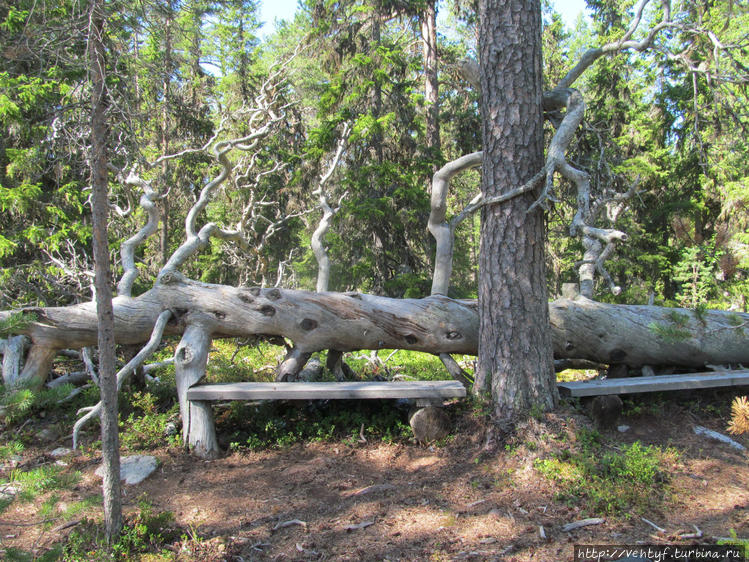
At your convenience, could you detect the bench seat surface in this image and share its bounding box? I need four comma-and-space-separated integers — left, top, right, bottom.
187, 380, 467, 401
558, 370, 749, 397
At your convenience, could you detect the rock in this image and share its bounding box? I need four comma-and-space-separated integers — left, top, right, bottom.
0, 483, 20, 500
590, 395, 623, 429
50, 447, 72, 457
95, 454, 158, 485
409, 406, 451, 444
617, 425, 630, 433
38, 428, 58, 442
298, 358, 324, 382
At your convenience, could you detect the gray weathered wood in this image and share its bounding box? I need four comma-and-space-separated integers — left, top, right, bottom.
174, 323, 218, 458
558, 370, 749, 397
187, 380, 467, 402
2, 335, 27, 387
3, 280, 749, 387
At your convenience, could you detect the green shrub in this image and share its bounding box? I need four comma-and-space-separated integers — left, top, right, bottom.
534, 436, 677, 516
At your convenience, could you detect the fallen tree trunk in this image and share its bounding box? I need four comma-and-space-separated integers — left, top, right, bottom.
1, 278, 748, 386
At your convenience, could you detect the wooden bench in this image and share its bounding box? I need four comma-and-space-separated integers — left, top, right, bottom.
558, 369, 749, 397
184, 380, 467, 458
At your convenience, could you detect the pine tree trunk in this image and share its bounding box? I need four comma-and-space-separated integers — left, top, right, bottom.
88, 1, 122, 542
475, 0, 557, 416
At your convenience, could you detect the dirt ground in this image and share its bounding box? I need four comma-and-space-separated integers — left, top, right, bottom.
3, 394, 749, 561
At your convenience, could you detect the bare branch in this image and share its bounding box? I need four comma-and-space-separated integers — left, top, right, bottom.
312, 123, 351, 292
116, 168, 163, 297
72, 309, 171, 448
428, 152, 482, 296
556, 0, 673, 90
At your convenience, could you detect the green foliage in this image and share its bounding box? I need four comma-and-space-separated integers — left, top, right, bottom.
0, 311, 35, 337
119, 391, 180, 451
226, 399, 412, 451
0, 439, 24, 459
718, 529, 749, 558
63, 498, 178, 561
3, 464, 81, 508
0, 381, 76, 425
534, 432, 677, 516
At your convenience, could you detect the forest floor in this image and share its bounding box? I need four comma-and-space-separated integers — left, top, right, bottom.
2, 389, 749, 561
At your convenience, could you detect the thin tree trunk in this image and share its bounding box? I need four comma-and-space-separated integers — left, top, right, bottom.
88, 1, 121, 541
421, 0, 440, 186
475, 0, 557, 416
159, 3, 174, 266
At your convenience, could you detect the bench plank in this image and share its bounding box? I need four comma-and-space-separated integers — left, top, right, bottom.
558, 370, 749, 397
187, 380, 467, 401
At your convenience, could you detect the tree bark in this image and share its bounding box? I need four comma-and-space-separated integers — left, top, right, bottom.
475, 0, 557, 416
421, 0, 440, 182
88, 0, 121, 541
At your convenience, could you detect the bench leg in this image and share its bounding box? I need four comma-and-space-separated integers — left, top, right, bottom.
188, 400, 219, 459
175, 324, 220, 459
409, 403, 451, 444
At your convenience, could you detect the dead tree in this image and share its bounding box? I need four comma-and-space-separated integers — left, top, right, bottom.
1, 3, 748, 455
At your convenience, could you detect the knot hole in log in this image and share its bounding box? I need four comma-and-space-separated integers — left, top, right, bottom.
446, 331, 462, 340
405, 335, 418, 345
258, 305, 276, 317
300, 318, 318, 331
176, 345, 195, 365
238, 292, 254, 304
267, 288, 282, 300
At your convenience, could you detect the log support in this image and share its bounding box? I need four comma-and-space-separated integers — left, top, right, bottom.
1, 335, 28, 387
175, 323, 218, 459
19, 344, 56, 390
276, 347, 312, 382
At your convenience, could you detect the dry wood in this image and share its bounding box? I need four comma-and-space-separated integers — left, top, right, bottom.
1, 335, 26, 387
641, 517, 666, 533
561, 518, 605, 532
343, 520, 374, 531
558, 370, 749, 397
273, 519, 307, 531
5, 284, 748, 381
693, 425, 747, 452
186, 380, 466, 401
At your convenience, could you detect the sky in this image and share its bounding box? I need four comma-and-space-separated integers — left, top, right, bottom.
258, 0, 589, 38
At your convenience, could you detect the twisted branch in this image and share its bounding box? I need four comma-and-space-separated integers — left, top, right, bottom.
72, 310, 171, 448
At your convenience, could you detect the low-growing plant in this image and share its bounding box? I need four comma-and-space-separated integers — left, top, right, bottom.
0, 439, 24, 459
0, 382, 77, 425
534, 433, 677, 516
119, 391, 180, 451
63, 498, 178, 561
224, 399, 413, 451
1, 464, 82, 516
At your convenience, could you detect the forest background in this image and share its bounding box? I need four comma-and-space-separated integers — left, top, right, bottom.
1, 0, 747, 318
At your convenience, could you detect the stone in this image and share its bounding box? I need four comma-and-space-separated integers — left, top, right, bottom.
95, 454, 158, 485
409, 406, 451, 444
617, 425, 630, 433
0, 483, 20, 500
50, 447, 73, 457
38, 428, 58, 442
590, 395, 623, 429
